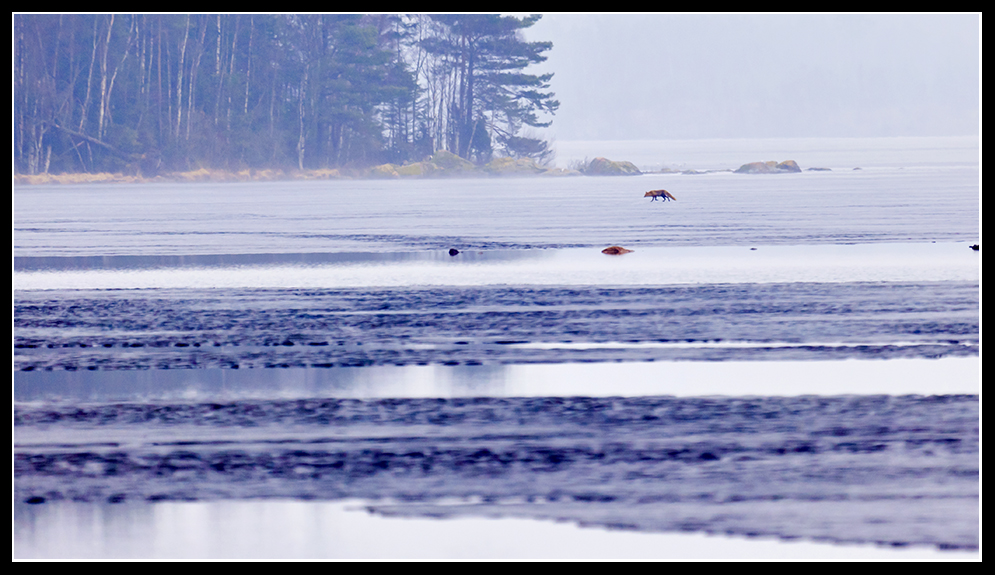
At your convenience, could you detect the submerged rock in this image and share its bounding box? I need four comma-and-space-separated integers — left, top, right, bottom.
390, 150, 477, 178
428, 150, 476, 172
368, 164, 400, 178
735, 160, 802, 174
484, 157, 547, 176
734, 161, 772, 174
583, 157, 642, 176
395, 162, 430, 177
540, 167, 583, 177
601, 246, 633, 255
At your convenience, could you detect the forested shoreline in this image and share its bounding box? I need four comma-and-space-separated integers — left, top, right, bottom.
14, 14, 559, 178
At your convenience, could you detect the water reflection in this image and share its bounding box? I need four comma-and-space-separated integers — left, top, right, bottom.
13, 358, 979, 403
14, 499, 972, 560
13, 243, 980, 291
15, 392, 979, 554
13, 249, 538, 272
445, 364, 508, 396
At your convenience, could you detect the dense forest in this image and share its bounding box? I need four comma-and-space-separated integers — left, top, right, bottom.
13, 14, 559, 176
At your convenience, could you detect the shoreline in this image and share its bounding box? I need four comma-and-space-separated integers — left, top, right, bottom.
12, 166, 593, 186
14, 167, 374, 186
13, 135, 978, 186
10, 165, 824, 186
8, 157, 804, 186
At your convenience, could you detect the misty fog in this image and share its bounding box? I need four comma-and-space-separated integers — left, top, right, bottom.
523, 13, 979, 141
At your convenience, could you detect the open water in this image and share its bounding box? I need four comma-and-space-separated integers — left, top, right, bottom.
13, 136, 980, 559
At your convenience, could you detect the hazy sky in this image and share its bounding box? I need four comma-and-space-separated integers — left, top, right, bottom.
521, 13, 980, 141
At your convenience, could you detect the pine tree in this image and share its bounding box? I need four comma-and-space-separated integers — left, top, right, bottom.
419, 14, 558, 163
13, 13, 557, 174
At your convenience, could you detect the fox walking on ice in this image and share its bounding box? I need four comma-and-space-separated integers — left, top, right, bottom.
644, 189, 677, 202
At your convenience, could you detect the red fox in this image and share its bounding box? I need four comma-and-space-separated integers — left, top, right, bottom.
644, 189, 676, 202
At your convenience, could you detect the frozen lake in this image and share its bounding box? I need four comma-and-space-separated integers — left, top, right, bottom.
13, 149, 979, 257
14, 136, 979, 559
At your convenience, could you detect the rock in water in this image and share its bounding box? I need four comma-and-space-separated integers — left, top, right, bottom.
583, 157, 642, 176
735, 160, 802, 173
601, 246, 633, 255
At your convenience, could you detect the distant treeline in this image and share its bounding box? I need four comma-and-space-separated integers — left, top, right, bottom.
14, 14, 559, 176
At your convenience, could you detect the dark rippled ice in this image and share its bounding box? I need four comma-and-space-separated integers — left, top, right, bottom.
14, 394, 978, 550
14, 161, 980, 555
13, 281, 979, 371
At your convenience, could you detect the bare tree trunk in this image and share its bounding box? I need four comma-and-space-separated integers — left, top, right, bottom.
215, 14, 222, 77
297, 65, 308, 170
244, 15, 253, 116
163, 18, 174, 146
97, 14, 114, 140
269, 70, 276, 143
28, 125, 44, 175
49, 121, 139, 161
186, 15, 207, 141
174, 14, 190, 139
78, 16, 99, 133
135, 16, 147, 131
213, 14, 223, 127
225, 16, 240, 132
137, 16, 156, 136
104, 16, 136, 137
157, 16, 166, 147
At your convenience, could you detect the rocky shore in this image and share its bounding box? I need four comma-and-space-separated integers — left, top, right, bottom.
14, 153, 834, 185
13, 150, 582, 186
735, 160, 802, 173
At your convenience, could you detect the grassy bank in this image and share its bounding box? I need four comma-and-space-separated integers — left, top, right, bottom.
13, 167, 349, 186
12, 153, 629, 186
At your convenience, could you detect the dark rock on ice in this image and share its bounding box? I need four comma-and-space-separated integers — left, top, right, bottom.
601, 246, 633, 255
582, 157, 642, 176
735, 160, 802, 174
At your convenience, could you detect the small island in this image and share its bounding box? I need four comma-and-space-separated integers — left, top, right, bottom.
734, 160, 802, 173
14, 155, 841, 185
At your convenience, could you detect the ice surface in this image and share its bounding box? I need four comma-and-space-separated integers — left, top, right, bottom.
14, 137, 979, 559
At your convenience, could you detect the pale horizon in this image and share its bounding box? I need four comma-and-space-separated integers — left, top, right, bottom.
523, 13, 980, 141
